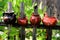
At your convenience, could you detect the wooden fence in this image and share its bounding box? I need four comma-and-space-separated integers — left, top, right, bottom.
0, 0, 60, 40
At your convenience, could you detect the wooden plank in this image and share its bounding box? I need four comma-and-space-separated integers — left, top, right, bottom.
32, 26, 37, 40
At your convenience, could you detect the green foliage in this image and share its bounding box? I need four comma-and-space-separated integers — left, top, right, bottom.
0, 31, 7, 40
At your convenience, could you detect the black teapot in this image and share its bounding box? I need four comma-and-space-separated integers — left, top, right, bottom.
3, 12, 16, 24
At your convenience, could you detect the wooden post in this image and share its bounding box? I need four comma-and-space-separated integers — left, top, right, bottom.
34, 5, 38, 15
7, 24, 11, 40
32, 4, 38, 40
32, 25, 37, 40
46, 27, 52, 40
20, 2, 25, 18
19, 2, 25, 40
46, 1, 53, 40
46, 0, 53, 17
20, 26, 25, 40
7, 2, 12, 13
7, 2, 12, 40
